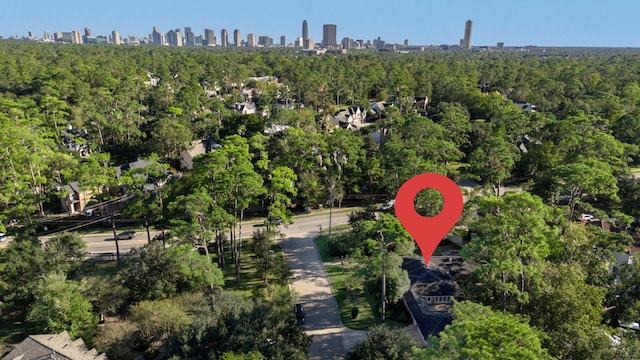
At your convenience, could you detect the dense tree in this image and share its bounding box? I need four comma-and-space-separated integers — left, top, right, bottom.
43, 231, 87, 274
118, 242, 223, 303
414, 301, 553, 360
345, 325, 414, 360
468, 134, 519, 196
27, 273, 98, 340
0, 237, 47, 309
462, 193, 556, 312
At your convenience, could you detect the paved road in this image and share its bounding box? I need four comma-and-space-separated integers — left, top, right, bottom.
280, 210, 368, 360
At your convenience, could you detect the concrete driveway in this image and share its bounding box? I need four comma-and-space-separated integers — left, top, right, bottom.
280, 215, 368, 360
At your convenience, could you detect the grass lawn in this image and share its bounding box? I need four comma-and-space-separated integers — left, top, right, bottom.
221, 241, 288, 300
0, 309, 38, 354
325, 264, 378, 330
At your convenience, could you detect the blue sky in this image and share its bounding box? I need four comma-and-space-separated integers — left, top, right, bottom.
2, 0, 640, 47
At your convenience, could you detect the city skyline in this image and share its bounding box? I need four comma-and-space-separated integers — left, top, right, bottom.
3, 0, 640, 47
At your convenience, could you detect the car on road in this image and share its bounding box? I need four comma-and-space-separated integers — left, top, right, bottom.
268, 216, 283, 225
294, 303, 305, 325
116, 231, 136, 240
379, 199, 395, 211
0, 233, 6, 242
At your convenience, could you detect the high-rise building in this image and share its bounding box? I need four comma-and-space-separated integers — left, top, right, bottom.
204, 28, 216, 46
302, 20, 308, 40
221, 29, 228, 47
184, 27, 195, 46
247, 33, 257, 47
152, 26, 163, 45
43, 31, 50, 40
82, 27, 91, 44
166, 29, 183, 46
71, 31, 82, 44
280, 35, 286, 46
258, 36, 273, 46
112, 30, 121, 45
322, 24, 337, 48
463, 19, 472, 49
233, 29, 241, 47
303, 38, 314, 50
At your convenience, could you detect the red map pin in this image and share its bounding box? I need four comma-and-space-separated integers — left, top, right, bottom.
395, 173, 464, 265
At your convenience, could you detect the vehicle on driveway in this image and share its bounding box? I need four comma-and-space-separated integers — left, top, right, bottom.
116, 231, 136, 240
294, 303, 305, 325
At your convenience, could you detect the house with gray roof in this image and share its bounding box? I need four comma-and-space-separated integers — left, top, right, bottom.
2, 331, 107, 360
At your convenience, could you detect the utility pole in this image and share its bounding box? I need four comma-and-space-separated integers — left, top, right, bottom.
144, 214, 151, 244
379, 230, 386, 322
110, 201, 120, 264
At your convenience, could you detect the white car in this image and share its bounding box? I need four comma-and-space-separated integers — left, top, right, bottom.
0, 233, 6, 242
379, 199, 395, 211
581, 213, 594, 221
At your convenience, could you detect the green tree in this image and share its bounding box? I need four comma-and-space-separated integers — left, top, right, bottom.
43, 231, 87, 274
119, 242, 223, 303
129, 298, 191, 350
346, 325, 414, 360
0, 237, 47, 309
27, 273, 98, 340
528, 263, 610, 359
415, 301, 553, 360
267, 166, 298, 226
551, 158, 619, 220
468, 135, 519, 196
462, 193, 556, 312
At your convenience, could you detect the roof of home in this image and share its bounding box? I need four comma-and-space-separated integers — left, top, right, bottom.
2, 331, 108, 360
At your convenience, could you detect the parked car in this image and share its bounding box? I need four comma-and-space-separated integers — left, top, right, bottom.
294, 303, 305, 325
268, 216, 283, 225
0, 233, 6, 242
581, 213, 594, 222
379, 199, 395, 211
116, 231, 136, 240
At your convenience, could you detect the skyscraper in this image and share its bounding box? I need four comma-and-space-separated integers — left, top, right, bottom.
112, 30, 121, 45
234, 29, 241, 47
184, 27, 195, 46
166, 29, 183, 46
280, 35, 286, 46
322, 24, 337, 48
302, 20, 308, 40
204, 28, 216, 46
463, 20, 472, 49
71, 31, 82, 44
152, 26, 163, 45
221, 29, 228, 47
247, 33, 256, 47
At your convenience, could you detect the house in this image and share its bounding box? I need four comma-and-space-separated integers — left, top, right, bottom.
402, 257, 467, 341
61, 181, 92, 214
235, 102, 257, 115
179, 138, 222, 170
1, 331, 107, 360
331, 106, 367, 129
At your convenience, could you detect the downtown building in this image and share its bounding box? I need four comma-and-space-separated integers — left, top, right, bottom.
322, 24, 337, 48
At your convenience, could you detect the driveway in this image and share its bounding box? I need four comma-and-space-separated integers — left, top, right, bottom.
280, 211, 368, 360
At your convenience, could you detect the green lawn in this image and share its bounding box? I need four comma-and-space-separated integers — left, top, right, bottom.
221, 241, 288, 300
325, 264, 378, 330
